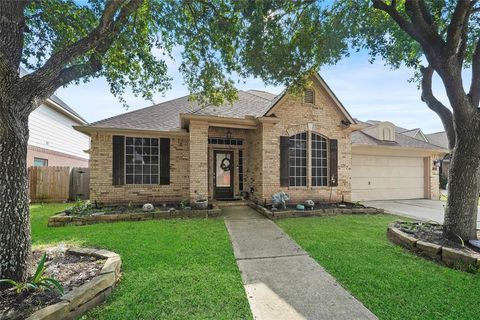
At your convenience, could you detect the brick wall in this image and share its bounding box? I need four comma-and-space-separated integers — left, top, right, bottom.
189, 121, 209, 200
89, 132, 190, 204
255, 82, 352, 204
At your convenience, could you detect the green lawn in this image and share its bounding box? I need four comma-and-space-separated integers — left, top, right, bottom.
30, 203, 251, 320
277, 215, 480, 320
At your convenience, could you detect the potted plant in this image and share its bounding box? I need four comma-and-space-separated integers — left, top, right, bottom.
193, 195, 208, 209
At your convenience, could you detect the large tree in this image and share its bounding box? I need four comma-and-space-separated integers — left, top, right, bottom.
0, 0, 337, 283
331, 0, 480, 242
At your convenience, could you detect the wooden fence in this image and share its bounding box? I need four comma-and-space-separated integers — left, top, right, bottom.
28, 166, 90, 203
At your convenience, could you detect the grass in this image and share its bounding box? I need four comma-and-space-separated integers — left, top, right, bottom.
277, 214, 480, 320
30, 203, 251, 320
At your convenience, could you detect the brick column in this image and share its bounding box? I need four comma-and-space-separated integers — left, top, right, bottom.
189, 121, 209, 200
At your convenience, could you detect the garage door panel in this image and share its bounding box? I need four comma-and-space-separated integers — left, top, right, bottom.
352, 166, 423, 178
352, 154, 425, 201
352, 177, 424, 189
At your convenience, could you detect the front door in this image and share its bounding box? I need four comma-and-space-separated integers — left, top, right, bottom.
214, 150, 234, 199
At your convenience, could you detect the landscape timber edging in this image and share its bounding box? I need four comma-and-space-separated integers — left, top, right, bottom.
26, 248, 121, 320
248, 202, 384, 220
387, 223, 480, 271
48, 204, 222, 227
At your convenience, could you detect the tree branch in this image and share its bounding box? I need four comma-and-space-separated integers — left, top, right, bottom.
421, 65, 455, 150
445, 1, 473, 60
372, 0, 444, 66
18, 0, 143, 112
469, 38, 480, 108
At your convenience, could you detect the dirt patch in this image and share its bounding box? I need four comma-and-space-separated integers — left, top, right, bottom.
0, 246, 104, 320
394, 221, 480, 254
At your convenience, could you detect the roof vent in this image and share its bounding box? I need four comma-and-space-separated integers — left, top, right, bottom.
304, 89, 315, 104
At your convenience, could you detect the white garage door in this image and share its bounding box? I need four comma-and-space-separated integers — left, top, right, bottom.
351, 154, 425, 201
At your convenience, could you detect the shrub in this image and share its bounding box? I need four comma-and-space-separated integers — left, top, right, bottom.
0, 253, 63, 294
439, 174, 448, 189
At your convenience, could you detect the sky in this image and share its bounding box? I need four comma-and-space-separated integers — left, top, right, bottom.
56, 49, 454, 134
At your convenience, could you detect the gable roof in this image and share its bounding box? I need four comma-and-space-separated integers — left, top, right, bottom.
352, 120, 446, 151
425, 131, 449, 149
264, 73, 356, 124
47, 94, 87, 124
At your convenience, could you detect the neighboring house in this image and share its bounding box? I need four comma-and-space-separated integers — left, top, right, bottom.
425, 131, 450, 178
27, 94, 90, 167
75, 73, 447, 205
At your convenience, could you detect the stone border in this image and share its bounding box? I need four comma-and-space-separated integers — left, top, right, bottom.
26, 248, 121, 320
248, 202, 383, 220
48, 204, 222, 227
387, 223, 480, 271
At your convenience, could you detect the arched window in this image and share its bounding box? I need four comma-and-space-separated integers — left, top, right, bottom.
311, 133, 328, 186
304, 89, 315, 104
289, 132, 307, 186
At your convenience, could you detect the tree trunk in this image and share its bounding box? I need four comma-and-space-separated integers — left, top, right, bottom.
0, 101, 31, 283
444, 126, 480, 241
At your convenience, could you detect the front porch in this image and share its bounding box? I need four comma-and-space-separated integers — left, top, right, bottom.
185, 114, 278, 202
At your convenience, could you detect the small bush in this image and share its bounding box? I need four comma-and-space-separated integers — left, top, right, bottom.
439, 174, 448, 189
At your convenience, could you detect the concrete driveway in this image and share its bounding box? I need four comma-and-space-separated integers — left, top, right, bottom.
362, 199, 480, 227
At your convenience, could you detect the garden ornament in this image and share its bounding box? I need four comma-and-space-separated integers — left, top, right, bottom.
272, 192, 290, 209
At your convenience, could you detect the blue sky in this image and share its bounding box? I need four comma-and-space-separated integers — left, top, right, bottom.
56, 49, 452, 133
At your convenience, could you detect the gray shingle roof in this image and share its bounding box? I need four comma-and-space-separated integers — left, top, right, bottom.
352, 121, 446, 150
49, 94, 87, 123
426, 131, 449, 149
87, 90, 277, 131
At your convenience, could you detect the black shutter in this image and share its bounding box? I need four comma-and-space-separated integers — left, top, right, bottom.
112, 136, 125, 185
280, 136, 290, 187
329, 139, 338, 187
160, 138, 170, 185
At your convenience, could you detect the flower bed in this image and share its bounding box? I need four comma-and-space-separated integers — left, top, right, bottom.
0, 247, 121, 320
48, 203, 222, 227
249, 202, 383, 219
387, 221, 480, 271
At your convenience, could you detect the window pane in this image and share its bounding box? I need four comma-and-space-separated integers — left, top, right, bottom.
125, 136, 162, 184
311, 133, 328, 187
288, 132, 307, 186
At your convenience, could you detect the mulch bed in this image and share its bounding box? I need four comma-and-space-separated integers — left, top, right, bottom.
267, 202, 365, 212
64, 204, 214, 217
394, 221, 480, 254
0, 246, 104, 320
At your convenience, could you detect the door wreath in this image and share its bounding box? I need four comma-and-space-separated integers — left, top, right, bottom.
220, 157, 231, 171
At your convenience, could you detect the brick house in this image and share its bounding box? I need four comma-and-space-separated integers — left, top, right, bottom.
75, 73, 447, 205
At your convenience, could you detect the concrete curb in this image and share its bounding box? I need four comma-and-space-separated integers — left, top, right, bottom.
26, 248, 121, 320
48, 204, 222, 227
387, 224, 480, 271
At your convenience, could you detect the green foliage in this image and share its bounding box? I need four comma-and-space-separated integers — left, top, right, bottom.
180, 199, 189, 210
440, 174, 448, 189
19, 0, 354, 107
0, 253, 63, 294
67, 199, 94, 216
329, 1, 480, 73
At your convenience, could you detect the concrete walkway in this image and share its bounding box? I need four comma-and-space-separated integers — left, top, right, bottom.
223, 206, 377, 320
363, 199, 480, 228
